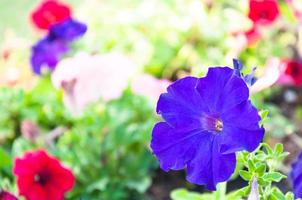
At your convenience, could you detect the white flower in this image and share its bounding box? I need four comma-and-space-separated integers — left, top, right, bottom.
52, 52, 137, 114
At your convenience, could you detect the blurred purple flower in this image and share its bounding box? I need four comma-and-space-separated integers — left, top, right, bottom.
151, 67, 264, 190
290, 151, 302, 198
31, 37, 68, 74
30, 18, 87, 75
49, 18, 87, 42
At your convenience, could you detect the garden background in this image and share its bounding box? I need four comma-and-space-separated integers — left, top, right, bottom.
1, 0, 302, 199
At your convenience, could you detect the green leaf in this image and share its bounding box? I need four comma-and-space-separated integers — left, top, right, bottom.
255, 151, 267, 161
237, 151, 249, 163
0, 147, 12, 167
262, 172, 286, 182
285, 192, 294, 200
262, 143, 273, 155
257, 177, 270, 186
126, 177, 151, 193
248, 160, 256, 171
274, 143, 284, 155
226, 186, 249, 200
87, 178, 109, 192
269, 187, 286, 200
255, 163, 266, 176
170, 189, 211, 200
239, 170, 252, 181
278, 152, 290, 161
259, 109, 269, 126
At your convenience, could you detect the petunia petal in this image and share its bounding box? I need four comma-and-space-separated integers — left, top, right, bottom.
186, 137, 236, 190
218, 101, 264, 154
217, 74, 249, 113
24, 184, 47, 200
44, 184, 65, 200
196, 67, 234, 112
290, 152, 302, 198
222, 101, 261, 130
31, 38, 69, 74
51, 167, 75, 192
13, 150, 48, 175
218, 125, 264, 154
293, 182, 302, 199
157, 77, 206, 128
49, 18, 87, 42
16, 175, 35, 195
151, 122, 207, 171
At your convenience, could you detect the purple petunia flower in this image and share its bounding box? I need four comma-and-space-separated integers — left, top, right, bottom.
30, 18, 87, 75
49, 18, 87, 42
31, 37, 69, 74
151, 66, 264, 190
290, 152, 302, 198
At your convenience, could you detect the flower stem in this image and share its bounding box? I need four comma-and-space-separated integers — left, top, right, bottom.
215, 182, 227, 200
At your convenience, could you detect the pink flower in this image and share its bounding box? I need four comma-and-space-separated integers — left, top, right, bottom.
131, 74, 171, 102
52, 53, 137, 113
250, 58, 281, 93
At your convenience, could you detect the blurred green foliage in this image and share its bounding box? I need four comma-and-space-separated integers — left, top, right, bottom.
2, 0, 297, 78
0, 78, 158, 199
1, 0, 302, 199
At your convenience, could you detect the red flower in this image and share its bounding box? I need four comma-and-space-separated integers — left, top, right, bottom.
13, 150, 75, 200
31, 0, 71, 30
0, 191, 18, 200
284, 60, 302, 86
248, 0, 279, 26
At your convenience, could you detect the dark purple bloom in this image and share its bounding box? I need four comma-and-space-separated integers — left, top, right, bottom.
233, 59, 243, 77
31, 37, 68, 74
49, 18, 87, 42
233, 59, 257, 86
290, 152, 302, 198
244, 68, 257, 86
151, 67, 264, 190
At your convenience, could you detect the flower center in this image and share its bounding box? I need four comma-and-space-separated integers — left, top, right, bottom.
34, 171, 50, 186
259, 11, 269, 19
201, 114, 223, 133
291, 65, 301, 77
215, 120, 223, 132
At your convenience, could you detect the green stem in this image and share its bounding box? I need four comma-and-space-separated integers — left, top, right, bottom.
215, 182, 227, 200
